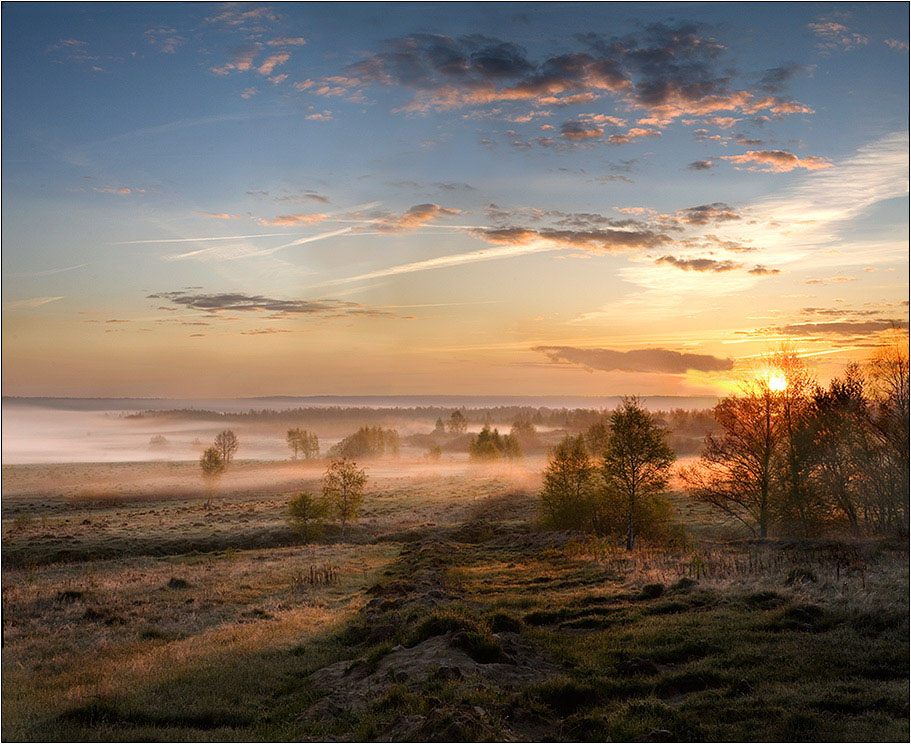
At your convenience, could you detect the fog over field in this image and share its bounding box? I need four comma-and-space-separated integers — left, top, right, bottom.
2, 395, 718, 464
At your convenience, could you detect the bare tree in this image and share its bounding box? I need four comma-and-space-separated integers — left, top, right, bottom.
602, 397, 676, 550
322, 458, 367, 539
214, 430, 239, 466
682, 380, 780, 539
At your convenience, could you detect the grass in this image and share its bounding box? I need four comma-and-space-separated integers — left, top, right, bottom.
2, 459, 908, 741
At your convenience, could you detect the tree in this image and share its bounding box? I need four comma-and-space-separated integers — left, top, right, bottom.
468, 424, 523, 460
805, 366, 868, 533
322, 458, 367, 538
539, 435, 600, 530
682, 378, 781, 538
214, 430, 239, 466
287, 428, 319, 460
199, 446, 225, 509
330, 426, 398, 458
426, 444, 442, 460
286, 493, 328, 540
602, 397, 676, 550
447, 409, 468, 434
433, 418, 446, 435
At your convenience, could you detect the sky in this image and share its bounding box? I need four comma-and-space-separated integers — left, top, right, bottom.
1, 1, 908, 398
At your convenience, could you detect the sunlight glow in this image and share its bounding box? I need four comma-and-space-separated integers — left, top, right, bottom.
768, 374, 788, 392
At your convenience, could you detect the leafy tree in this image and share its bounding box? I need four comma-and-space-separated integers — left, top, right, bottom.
149, 434, 169, 448
468, 424, 523, 460
330, 426, 398, 459
584, 419, 610, 457
509, 420, 540, 452
287, 428, 319, 460
447, 409, 468, 434
426, 444, 442, 460
199, 446, 225, 509
539, 435, 600, 530
322, 458, 367, 538
433, 418, 446, 435
214, 430, 239, 465
602, 397, 676, 550
286, 493, 328, 540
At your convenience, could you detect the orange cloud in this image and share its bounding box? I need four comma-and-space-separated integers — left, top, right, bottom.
374, 204, 461, 232
721, 149, 833, 172
258, 213, 328, 226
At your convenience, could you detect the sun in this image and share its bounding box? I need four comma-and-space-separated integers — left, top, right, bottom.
768, 374, 788, 392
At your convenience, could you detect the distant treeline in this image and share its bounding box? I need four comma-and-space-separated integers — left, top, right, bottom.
124, 405, 718, 432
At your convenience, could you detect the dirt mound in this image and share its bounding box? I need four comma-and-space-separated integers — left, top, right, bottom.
305, 631, 559, 722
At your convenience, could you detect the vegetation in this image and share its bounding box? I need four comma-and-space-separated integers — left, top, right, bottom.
330, 426, 399, 459
322, 458, 367, 538
447, 409, 468, 434
198, 446, 225, 509
684, 336, 909, 539
602, 398, 676, 550
469, 424, 523, 461
286, 428, 319, 460
214, 430, 239, 466
540, 399, 677, 548
286, 493, 328, 540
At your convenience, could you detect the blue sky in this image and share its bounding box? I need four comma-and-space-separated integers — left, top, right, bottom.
2, 2, 908, 397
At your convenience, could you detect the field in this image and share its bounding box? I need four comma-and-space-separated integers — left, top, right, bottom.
2, 457, 908, 742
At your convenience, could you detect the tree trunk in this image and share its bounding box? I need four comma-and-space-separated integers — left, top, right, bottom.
625, 494, 635, 551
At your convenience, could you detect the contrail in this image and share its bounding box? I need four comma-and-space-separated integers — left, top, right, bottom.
163, 227, 353, 261
115, 232, 295, 245
7, 263, 86, 277
312, 240, 557, 287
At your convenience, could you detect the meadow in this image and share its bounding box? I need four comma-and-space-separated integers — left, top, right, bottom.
2, 452, 907, 742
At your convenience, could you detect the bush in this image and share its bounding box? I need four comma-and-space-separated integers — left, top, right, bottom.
286, 493, 328, 540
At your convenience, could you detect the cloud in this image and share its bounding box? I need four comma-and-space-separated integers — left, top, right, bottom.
748, 265, 781, 276
475, 225, 672, 252
776, 320, 908, 336
533, 345, 734, 374
607, 127, 661, 144
373, 203, 461, 232
241, 87, 258, 98
808, 18, 869, 52
326, 25, 810, 125
721, 149, 833, 172
560, 121, 604, 141
676, 202, 740, 225
211, 44, 261, 75
258, 213, 328, 226
144, 26, 186, 54
267, 37, 306, 46
757, 64, 811, 93
204, 5, 280, 29
885, 39, 909, 51
199, 212, 241, 220
94, 186, 146, 195
687, 160, 715, 170
804, 275, 857, 285
257, 52, 290, 75
148, 291, 392, 317
655, 255, 742, 272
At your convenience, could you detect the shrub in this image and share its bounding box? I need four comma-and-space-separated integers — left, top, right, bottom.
286, 493, 328, 540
